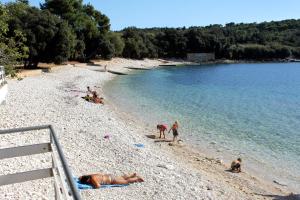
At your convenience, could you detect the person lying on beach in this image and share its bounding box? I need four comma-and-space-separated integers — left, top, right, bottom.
168, 121, 179, 142
157, 124, 167, 139
231, 158, 242, 173
94, 97, 104, 104
92, 91, 104, 104
78, 173, 144, 189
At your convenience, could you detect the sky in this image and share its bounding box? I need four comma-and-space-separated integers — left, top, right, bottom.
1, 0, 300, 30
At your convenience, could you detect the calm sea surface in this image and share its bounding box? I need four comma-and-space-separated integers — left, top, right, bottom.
104, 63, 300, 191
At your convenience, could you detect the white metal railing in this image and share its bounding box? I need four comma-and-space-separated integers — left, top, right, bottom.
0, 66, 6, 88
0, 66, 7, 105
0, 125, 81, 200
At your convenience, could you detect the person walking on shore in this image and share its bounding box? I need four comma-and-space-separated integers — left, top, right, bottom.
169, 121, 179, 142
157, 124, 168, 139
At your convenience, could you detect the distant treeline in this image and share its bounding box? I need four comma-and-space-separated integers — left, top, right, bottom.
1, 0, 300, 74
121, 21, 300, 60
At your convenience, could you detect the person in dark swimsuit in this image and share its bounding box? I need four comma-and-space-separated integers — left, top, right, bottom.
79, 173, 144, 189
168, 121, 179, 142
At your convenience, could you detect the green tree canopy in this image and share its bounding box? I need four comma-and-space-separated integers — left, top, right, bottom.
2, 0, 300, 67
42, 0, 112, 60
120, 19, 300, 59
0, 3, 28, 75
6, 2, 76, 67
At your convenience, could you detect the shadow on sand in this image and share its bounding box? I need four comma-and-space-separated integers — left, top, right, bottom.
224, 169, 241, 174
145, 135, 156, 139
145, 135, 173, 142
154, 139, 173, 143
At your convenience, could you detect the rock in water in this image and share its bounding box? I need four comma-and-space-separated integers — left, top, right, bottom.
273, 180, 287, 186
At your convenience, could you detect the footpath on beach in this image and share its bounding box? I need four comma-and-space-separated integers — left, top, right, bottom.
0, 58, 293, 200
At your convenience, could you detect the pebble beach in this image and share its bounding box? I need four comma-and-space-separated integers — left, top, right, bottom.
0, 58, 295, 200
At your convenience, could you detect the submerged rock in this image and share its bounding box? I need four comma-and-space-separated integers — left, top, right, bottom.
273, 180, 287, 186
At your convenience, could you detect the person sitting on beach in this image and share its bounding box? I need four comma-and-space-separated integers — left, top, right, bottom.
87, 86, 93, 95
231, 158, 242, 173
82, 86, 94, 101
157, 124, 167, 139
92, 91, 104, 104
168, 121, 179, 142
79, 173, 144, 189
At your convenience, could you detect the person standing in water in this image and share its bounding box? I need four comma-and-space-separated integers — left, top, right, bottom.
168, 121, 179, 142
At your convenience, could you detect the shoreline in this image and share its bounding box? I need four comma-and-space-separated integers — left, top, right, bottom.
0, 58, 295, 199
101, 59, 296, 194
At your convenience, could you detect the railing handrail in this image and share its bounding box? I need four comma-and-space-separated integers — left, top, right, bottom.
0, 125, 82, 200
0, 125, 50, 135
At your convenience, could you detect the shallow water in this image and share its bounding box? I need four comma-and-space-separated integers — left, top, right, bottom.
104, 63, 300, 192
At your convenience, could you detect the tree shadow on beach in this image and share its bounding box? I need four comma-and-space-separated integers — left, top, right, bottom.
255, 193, 300, 200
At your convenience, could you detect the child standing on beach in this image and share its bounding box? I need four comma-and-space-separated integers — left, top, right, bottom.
169, 121, 179, 142
157, 124, 168, 139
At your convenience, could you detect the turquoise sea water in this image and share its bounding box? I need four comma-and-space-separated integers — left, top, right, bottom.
104, 63, 300, 191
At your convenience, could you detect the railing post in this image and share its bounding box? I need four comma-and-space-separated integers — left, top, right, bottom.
50, 130, 58, 199
49, 125, 81, 200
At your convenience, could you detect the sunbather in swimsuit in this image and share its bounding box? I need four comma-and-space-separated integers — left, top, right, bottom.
79, 173, 143, 189
92, 92, 104, 104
